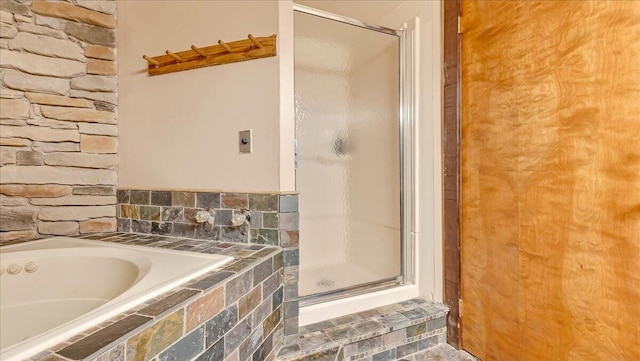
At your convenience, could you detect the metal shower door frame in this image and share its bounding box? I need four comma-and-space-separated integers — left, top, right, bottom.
293, 3, 417, 307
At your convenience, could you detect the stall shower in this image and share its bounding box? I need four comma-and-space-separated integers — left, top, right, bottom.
294, 7, 405, 303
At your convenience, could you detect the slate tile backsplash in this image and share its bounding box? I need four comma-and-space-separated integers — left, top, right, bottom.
117, 190, 295, 246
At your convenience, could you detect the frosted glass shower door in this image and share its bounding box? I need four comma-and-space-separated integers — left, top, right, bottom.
295, 11, 401, 298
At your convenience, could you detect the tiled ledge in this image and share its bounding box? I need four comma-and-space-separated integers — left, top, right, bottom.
398, 344, 478, 361
276, 299, 448, 361
17, 232, 284, 361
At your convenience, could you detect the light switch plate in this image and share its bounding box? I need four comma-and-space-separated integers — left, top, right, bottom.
239, 130, 252, 154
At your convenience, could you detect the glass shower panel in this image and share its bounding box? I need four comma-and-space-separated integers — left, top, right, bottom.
295, 11, 401, 298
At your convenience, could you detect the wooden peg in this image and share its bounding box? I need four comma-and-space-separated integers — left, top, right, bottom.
248, 34, 263, 49
218, 40, 233, 53
142, 55, 160, 67
191, 45, 207, 58
166, 50, 183, 62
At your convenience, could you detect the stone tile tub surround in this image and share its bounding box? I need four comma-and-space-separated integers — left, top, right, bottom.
117, 190, 300, 336
21, 232, 284, 361
2, 237, 233, 361
0, 0, 118, 243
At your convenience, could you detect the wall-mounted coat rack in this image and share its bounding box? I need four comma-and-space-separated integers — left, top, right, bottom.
142, 34, 277, 76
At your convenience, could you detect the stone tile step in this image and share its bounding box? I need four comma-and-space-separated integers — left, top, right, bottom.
276, 298, 448, 361
400, 344, 479, 361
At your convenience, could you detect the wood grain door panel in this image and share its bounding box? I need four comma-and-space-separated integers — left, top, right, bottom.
460, 1, 640, 360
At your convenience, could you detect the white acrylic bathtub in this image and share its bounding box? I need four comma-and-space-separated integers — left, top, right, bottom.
0, 237, 233, 361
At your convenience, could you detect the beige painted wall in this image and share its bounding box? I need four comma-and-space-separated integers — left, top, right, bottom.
117, 1, 281, 192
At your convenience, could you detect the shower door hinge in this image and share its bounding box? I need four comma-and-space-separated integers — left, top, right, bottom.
457, 16, 461, 34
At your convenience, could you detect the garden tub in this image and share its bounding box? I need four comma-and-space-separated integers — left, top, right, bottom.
0, 237, 233, 361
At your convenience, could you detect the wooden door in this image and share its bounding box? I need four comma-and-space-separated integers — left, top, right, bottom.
460, 1, 640, 360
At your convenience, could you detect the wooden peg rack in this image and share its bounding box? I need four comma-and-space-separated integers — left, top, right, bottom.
142, 34, 277, 76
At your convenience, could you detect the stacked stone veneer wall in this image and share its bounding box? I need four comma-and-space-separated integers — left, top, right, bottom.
0, 0, 118, 243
